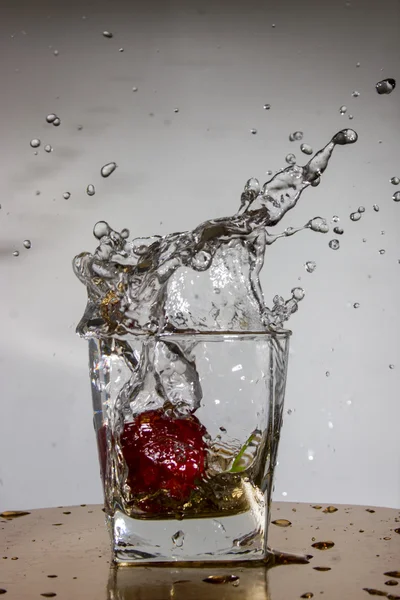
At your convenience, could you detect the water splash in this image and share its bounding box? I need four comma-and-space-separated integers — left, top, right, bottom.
74, 129, 357, 339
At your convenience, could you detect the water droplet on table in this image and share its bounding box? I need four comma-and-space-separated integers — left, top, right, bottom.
172, 530, 184, 547
384, 572, 400, 579
339, 105, 347, 115
363, 588, 390, 596
46, 113, 57, 123
305, 261, 316, 273
286, 153, 296, 165
44, 145, 52, 153
86, 184, 95, 196
272, 519, 292, 527
311, 541, 335, 550
102, 31, 113, 38
313, 566, 331, 571
101, 162, 117, 177
392, 191, 400, 202
300, 594, 314, 599
63, 192, 71, 200
376, 78, 396, 95
323, 506, 338, 513
385, 580, 399, 587
30, 138, 40, 148
23, 239, 31, 249
203, 575, 239, 584
300, 143, 313, 155
329, 239, 340, 250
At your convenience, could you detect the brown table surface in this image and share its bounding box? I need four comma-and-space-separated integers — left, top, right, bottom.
1, 502, 399, 599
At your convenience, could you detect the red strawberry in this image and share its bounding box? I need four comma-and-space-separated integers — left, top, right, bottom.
120, 409, 207, 513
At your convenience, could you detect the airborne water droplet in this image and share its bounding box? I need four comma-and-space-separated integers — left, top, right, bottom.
353, 302, 360, 308
93, 221, 111, 239
285, 153, 296, 165
46, 114, 57, 123
333, 226, 344, 235
120, 228, 130, 239
389, 364, 395, 369
305, 261, 316, 273
86, 184, 95, 196
379, 249, 386, 255
348, 114, 354, 120
352, 91, 360, 97
101, 162, 117, 177
13, 251, 19, 257
102, 31, 113, 38
329, 239, 340, 250
250, 128, 257, 135
30, 138, 41, 148
350, 211, 361, 221
119, 47, 124, 52
292, 287, 305, 300
311, 541, 335, 550
392, 191, 400, 202
339, 105, 347, 115
53, 49, 59, 56
289, 131, 303, 141
358, 206, 365, 213
52, 118, 61, 127
172, 530, 184, 547
132, 86, 138, 92
390, 177, 400, 185
174, 108, 179, 113
300, 143, 313, 155
272, 519, 292, 527
44, 145, 52, 153
63, 192, 71, 200
23, 240, 31, 249
263, 103, 271, 110
356, 62, 360, 67
373, 204, 380, 212
376, 78, 396, 95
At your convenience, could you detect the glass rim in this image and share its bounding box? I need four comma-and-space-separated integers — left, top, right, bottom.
87, 329, 292, 341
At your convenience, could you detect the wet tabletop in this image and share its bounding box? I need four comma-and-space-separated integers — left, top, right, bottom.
1, 502, 399, 599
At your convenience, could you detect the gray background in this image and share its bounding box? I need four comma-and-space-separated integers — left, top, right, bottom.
0, 0, 399, 510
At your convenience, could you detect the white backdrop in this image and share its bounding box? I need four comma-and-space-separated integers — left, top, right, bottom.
0, 0, 399, 510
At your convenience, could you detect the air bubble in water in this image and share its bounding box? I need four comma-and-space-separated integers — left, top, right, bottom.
352, 91, 360, 97
263, 103, 271, 110
102, 31, 113, 38
353, 302, 360, 308
13, 251, 19, 257
30, 139, 40, 148
379, 249, 386, 255
333, 226, 344, 235
392, 191, 400, 202
250, 128, 257, 135
300, 143, 313, 155
86, 184, 95, 196
305, 261, 316, 273
23, 240, 31, 249
350, 211, 361, 221
373, 204, 380, 212
375, 78, 396, 95
63, 192, 71, 200
46, 114, 57, 123
289, 131, 303, 141
329, 239, 340, 250
285, 153, 296, 165
52, 118, 61, 127
172, 530, 184, 547
101, 162, 117, 178
339, 105, 347, 115
44, 145, 52, 153
390, 177, 399, 185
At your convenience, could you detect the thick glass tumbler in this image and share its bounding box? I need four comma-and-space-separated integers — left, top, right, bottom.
89, 331, 290, 565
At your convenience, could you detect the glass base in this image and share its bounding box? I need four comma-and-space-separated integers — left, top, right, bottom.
111, 508, 267, 564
